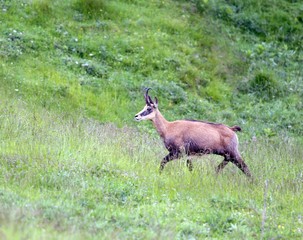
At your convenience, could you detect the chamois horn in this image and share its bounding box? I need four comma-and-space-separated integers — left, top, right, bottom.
144, 87, 153, 105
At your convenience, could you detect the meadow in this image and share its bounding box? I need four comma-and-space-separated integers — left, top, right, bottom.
0, 93, 302, 239
0, 0, 302, 239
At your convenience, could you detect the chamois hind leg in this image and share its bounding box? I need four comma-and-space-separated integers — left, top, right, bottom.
160, 151, 180, 172
230, 153, 252, 177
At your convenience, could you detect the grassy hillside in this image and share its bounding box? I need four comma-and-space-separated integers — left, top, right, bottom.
1, 0, 303, 239
1, 0, 302, 136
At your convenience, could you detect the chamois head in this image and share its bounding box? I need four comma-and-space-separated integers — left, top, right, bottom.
135, 88, 158, 121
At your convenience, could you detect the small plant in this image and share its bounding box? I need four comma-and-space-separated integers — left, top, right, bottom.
0, 30, 25, 58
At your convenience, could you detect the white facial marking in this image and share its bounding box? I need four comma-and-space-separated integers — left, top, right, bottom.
135, 105, 155, 121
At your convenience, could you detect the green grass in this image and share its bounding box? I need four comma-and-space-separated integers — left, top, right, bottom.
1, 0, 302, 136
1, 0, 303, 238
0, 94, 302, 239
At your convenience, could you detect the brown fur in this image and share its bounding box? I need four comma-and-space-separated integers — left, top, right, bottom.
135, 89, 251, 177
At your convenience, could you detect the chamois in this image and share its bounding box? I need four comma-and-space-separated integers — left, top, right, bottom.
134, 88, 252, 177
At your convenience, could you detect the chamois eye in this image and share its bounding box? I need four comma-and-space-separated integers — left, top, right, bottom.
139, 106, 153, 117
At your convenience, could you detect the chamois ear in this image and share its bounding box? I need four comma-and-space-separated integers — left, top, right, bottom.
148, 96, 154, 105
154, 97, 158, 108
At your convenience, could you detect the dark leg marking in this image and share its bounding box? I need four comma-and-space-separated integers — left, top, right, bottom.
216, 159, 229, 174
230, 155, 252, 177
160, 151, 180, 172
217, 153, 252, 177
186, 159, 193, 172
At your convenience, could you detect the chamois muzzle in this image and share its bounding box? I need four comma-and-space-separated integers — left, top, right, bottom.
134, 106, 152, 121
134, 114, 141, 121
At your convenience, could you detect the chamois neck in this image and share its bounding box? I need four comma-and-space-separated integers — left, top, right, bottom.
151, 109, 169, 138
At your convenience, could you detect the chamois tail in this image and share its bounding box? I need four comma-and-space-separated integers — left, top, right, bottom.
230, 125, 242, 132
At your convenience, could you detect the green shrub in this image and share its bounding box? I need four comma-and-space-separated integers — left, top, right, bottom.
27, 0, 53, 25
203, 80, 231, 103
249, 71, 281, 100
141, 80, 187, 105
73, 0, 107, 18
31, 0, 52, 14
199, 0, 303, 47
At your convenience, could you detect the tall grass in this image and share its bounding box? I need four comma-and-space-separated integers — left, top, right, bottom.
0, 95, 302, 239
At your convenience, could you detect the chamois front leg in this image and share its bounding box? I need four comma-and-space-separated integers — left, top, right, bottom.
216, 157, 229, 174
186, 158, 193, 172
160, 151, 180, 172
